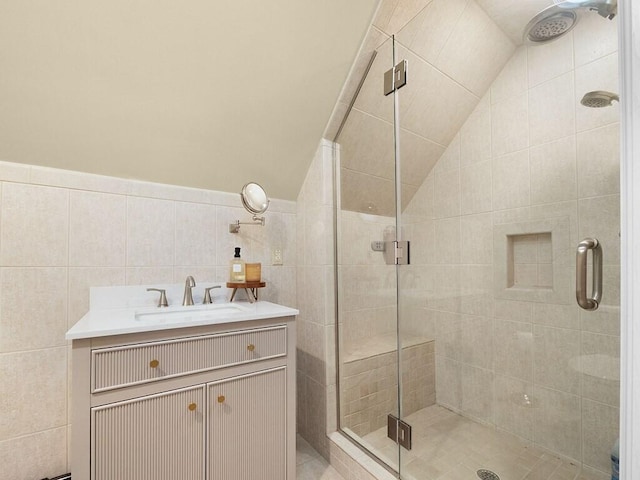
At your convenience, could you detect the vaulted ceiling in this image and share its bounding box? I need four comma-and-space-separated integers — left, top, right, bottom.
0, 1, 379, 200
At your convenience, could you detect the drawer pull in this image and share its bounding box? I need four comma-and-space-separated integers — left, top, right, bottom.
217, 395, 225, 404
247, 344, 256, 352
188, 403, 197, 411
149, 359, 160, 368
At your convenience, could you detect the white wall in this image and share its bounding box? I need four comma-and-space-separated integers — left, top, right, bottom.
0, 161, 296, 480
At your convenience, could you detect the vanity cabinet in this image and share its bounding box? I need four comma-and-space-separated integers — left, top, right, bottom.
70, 316, 296, 480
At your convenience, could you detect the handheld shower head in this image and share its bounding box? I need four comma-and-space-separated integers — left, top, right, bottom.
580, 91, 619, 108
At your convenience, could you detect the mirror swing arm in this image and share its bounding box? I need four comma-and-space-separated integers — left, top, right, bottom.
229, 214, 265, 233
229, 182, 270, 234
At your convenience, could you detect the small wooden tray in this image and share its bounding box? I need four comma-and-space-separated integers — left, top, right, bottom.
226, 282, 266, 303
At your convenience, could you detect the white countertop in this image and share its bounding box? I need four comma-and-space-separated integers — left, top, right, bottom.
66, 300, 299, 340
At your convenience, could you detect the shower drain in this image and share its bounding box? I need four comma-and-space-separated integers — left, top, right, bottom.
477, 469, 500, 480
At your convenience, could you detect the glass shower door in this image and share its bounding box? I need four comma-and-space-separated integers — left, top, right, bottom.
394, 4, 621, 479
335, 33, 402, 472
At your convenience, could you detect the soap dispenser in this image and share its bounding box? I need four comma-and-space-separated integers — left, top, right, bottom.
230, 247, 246, 282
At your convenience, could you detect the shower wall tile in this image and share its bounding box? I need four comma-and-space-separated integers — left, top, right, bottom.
1, 183, 69, 266
532, 303, 580, 330
434, 310, 463, 361
459, 265, 494, 317
433, 169, 461, 218
580, 306, 620, 337
69, 190, 126, 267
533, 325, 581, 395
394, 0, 470, 65
400, 55, 478, 146
491, 47, 528, 104
577, 123, 620, 198
433, 217, 461, 264
434, 0, 515, 96
573, 13, 619, 67
575, 53, 620, 132
494, 299, 532, 323
494, 375, 534, 441
460, 161, 492, 215
493, 319, 533, 382
459, 315, 493, 369
529, 72, 576, 146
530, 135, 577, 205
435, 356, 462, 410
461, 95, 492, 166
460, 364, 494, 423
578, 195, 620, 265
581, 400, 619, 473
460, 213, 493, 265
581, 332, 620, 407
492, 150, 530, 210
491, 93, 529, 156
374, 0, 435, 36
527, 32, 574, 87
434, 133, 460, 174
533, 386, 582, 461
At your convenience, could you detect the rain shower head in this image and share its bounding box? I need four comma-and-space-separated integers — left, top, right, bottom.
524, 0, 617, 45
581, 91, 619, 108
524, 6, 578, 44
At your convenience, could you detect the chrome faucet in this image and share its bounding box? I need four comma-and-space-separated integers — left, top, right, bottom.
183, 276, 196, 306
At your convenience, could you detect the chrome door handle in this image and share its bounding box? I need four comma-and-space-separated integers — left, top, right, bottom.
576, 238, 602, 311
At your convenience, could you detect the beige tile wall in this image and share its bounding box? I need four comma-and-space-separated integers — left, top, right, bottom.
296, 140, 337, 459
0, 161, 296, 480
403, 14, 620, 475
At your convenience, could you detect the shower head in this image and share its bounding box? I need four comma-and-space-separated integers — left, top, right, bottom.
581, 91, 619, 108
524, 5, 578, 44
524, 0, 617, 45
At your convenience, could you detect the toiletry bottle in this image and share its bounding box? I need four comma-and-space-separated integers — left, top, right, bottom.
230, 247, 246, 282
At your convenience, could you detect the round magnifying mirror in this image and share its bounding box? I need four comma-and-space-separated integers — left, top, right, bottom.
240, 182, 269, 215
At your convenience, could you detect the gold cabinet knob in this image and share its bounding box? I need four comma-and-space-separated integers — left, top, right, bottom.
247, 344, 255, 352
217, 395, 225, 403
149, 359, 159, 368
188, 403, 197, 411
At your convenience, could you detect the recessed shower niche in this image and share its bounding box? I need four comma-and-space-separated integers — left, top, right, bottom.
508, 232, 553, 289
494, 218, 572, 304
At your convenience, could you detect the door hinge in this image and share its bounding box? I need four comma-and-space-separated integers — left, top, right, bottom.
384, 60, 408, 96
381, 240, 410, 265
387, 414, 412, 450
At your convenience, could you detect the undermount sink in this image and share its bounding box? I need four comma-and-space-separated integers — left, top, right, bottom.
135, 303, 250, 323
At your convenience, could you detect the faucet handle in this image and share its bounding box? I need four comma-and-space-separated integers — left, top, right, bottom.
203, 286, 222, 304
147, 288, 169, 307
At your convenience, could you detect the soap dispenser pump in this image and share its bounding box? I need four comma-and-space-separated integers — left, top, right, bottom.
230, 247, 246, 282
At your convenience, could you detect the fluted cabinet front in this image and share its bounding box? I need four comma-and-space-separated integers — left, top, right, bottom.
92, 385, 205, 480
207, 367, 287, 480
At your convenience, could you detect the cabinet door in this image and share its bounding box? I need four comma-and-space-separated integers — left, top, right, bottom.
92, 385, 205, 480
207, 367, 287, 480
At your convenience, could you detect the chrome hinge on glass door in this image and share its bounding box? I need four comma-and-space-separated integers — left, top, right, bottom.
387, 414, 412, 450
371, 240, 410, 265
383, 60, 408, 96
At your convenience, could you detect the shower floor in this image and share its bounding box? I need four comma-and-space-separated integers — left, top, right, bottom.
355, 405, 605, 480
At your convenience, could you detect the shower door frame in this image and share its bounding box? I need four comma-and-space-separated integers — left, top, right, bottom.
618, 0, 640, 478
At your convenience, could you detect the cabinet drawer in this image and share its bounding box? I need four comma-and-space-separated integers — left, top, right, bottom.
92, 325, 287, 392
